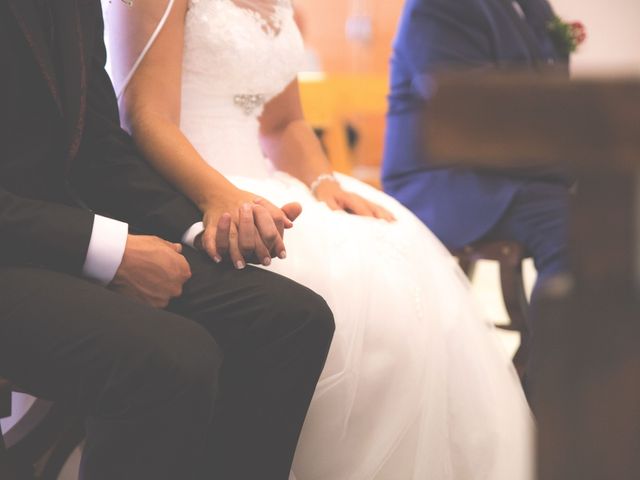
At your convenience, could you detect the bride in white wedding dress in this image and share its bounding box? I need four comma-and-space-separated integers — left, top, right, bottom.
102, 0, 533, 478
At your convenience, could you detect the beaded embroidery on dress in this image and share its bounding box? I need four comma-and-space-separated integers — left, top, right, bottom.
104, 1, 535, 478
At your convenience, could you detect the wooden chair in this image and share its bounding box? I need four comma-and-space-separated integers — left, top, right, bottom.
0, 377, 84, 480
298, 73, 353, 175
298, 73, 389, 186
452, 240, 531, 378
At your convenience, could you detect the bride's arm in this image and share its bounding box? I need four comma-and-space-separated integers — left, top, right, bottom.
114, 0, 299, 266
260, 81, 394, 220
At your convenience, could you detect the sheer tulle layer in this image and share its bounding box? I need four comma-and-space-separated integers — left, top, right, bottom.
224, 173, 535, 480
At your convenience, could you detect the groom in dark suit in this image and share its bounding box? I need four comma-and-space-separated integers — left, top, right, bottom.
383, 0, 571, 320
0, 0, 334, 479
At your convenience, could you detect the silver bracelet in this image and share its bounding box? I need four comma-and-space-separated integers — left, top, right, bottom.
310, 173, 338, 196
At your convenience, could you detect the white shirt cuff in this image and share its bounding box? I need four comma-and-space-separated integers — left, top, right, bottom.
182, 222, 204, 248
82, 215, 129, 285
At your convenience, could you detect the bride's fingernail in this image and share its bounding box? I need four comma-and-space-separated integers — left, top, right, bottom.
278, 250, 287, 259
263, 257, 271, 266
213, 255, 222, 263
236, 260, 246, 270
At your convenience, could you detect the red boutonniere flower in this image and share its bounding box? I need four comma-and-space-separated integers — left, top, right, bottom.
547, 16, 587, 55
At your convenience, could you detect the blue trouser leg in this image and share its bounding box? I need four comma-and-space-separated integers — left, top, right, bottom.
484, 181, 570, 401
485, 180, 570, 315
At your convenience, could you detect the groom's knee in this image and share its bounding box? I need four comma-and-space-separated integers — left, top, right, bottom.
291, 285, 335, 347
97, 311, 222, 422
261, 277, 335, 352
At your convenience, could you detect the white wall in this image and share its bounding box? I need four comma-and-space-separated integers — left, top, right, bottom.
551, 0, 640, 76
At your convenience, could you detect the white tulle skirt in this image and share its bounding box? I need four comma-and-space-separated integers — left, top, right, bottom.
226, 172, 534, 480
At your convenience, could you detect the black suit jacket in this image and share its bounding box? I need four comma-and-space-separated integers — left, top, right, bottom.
0, 0, 202, 274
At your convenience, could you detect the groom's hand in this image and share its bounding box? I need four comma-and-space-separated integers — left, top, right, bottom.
198, 189, 301, 268
110, 235, 192, 308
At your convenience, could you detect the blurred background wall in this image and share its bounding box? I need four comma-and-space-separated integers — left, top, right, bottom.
554, 0, 640, 75
295, 0, 402, 74
295, 0, 640, 76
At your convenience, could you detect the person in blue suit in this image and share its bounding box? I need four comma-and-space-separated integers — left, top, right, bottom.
383, 0, 572, 313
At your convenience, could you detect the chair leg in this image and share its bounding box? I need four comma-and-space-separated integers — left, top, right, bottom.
458, 257, 477, 280
498, 260, 531, 379
38, 416, 84, 480
4, 399, 55, 459
4, 399, 84, 480
1, 432, 20, 480
1, 388, 21, 480
512, 331, 531, 379
498, 261, 529, 333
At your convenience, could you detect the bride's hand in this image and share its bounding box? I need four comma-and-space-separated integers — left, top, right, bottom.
314, 180, 395, 221
198, 189, 302, 268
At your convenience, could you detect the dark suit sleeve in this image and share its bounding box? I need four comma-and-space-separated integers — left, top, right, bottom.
0, 187, 93, 273
70, 9, 202, 242
399, 0, 494, 98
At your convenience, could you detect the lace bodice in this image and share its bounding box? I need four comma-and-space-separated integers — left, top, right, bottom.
180, 0, 305, 177
183, 0, 303, 101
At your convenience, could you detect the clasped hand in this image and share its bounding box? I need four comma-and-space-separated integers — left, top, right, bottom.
198, 189, 302, 269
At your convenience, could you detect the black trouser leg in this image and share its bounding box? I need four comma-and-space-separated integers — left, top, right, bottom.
0, 267, 221, 480
485, 181, 570, 318
1, 252, 334, 480
173, 250, 335, 480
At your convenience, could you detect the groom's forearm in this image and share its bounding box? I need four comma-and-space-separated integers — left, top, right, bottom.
0, 187, 94, 273
0, 186, 131, 284
71, 142, 202, 242
71, 56, 203, 242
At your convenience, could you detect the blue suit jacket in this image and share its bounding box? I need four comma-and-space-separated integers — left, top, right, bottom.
382, 0, 570, 249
